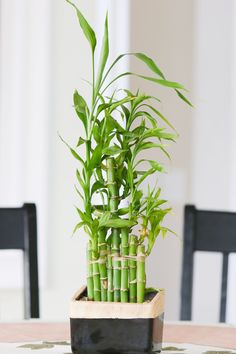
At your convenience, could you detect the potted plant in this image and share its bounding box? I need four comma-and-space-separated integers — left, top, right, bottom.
64, 1, 191, 353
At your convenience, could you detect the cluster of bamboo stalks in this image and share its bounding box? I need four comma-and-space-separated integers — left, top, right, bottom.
65, 1, 191, 305
87, 157, 146, 303
87, 233, 146, 303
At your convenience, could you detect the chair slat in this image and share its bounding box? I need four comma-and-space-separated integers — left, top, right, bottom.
220, 253, 228, 322
0, 204, 39, 319
181, 205, 236, 323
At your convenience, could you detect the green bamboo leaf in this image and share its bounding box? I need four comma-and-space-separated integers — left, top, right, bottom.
73, 90, 88, 132
98, 211, 111, 227
175, 89, 193, 107
97, 96, 135, 116
105, 116, 124, 133
132, 94, 154, 110
149, 160, 165, 172
76, 137, 86, 147
133, 52, 165, 79
89, 145, 102, 170
103, 146, 126, 156
134, 159, 165, 173
134, 141, 167, 157
91, 180, 104, 195
95, 13, 109, 94
74, 184, 84, 200
100, 218, 135, 228
121, 104, 130, 121
141, 128, 177, 142
66, 0, 96, 52
59, 134, 85, 166
76, 169, 85, 189
76, 207, 92, 224
101, 52, 165, 88
136, 168, 155, 187
73, 221, 85, 235
93, 122, 101, 143
118, 207, 129, 216
143, 104, 177, 132
135, 74, 187, 90
132, 111, 157, 128
102, 71, 186, 94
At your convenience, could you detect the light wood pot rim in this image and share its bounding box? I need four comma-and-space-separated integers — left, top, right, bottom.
70, 286, 165, 319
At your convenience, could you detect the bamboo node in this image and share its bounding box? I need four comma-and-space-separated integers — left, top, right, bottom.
98, 242, 107, 247
129, 279, 137, 284
99, 250, 108, 256
105, 181, 117, 185
111, 195, 120, 200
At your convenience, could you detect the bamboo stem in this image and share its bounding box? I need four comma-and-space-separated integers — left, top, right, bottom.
107, 157, 121, 302
121, 227, 129, 302
86, 240, 94, 300
107, 245, 114, 302
137, 244, 146, 303
112, 229, 121, 302
129, 235, 137, 303
92, 242, 101, 301
98, 229, 108, 301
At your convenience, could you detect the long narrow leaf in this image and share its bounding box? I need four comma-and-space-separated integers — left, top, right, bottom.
95, 13, 109, 94
59, 134, 85, 166
135, 74, 187, 90
66, 0, 96, 52
175, 89, 193, 107
133, 52, 165, 79
73, 90, 88, 132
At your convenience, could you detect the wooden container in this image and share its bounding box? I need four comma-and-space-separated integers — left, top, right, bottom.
70, 286, 165, 354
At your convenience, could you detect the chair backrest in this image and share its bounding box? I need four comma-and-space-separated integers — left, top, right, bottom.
180, 205, 236, 322
0, 204, 39, 319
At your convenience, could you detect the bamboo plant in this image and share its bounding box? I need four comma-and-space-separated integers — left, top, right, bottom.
64, 0, 192, 304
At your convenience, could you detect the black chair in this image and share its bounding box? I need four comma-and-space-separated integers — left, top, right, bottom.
180, 205, 236, 323
0, 203, 39, 319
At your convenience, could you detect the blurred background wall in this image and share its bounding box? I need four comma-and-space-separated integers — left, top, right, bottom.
0, 0, 236, 323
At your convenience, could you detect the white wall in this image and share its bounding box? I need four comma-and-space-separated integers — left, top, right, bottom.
130, 0, 194, 320
0, 0, 50, 319
191, 0, 236, 323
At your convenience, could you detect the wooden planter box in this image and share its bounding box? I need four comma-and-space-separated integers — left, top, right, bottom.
70, 286, 165, 354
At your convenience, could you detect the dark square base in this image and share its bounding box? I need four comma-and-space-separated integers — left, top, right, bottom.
70, 314, 164, 354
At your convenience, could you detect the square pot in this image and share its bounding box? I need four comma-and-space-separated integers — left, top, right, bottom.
70, 286, 164, 354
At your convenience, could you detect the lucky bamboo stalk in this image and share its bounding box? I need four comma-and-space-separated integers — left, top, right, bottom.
121, 227, 129, 302
112, 229, 121, 302
137, 244, 146, 303
129, 235, 137, 303
107, 157, 121, 302
86, 240, 94, 300
98, 229, 108, 301
92, 243, 101, 301
107, 245, 114, 302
